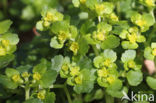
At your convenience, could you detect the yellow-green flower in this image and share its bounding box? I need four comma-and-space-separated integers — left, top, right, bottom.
145, 0, 155, 6
75, 75, 82, 84
70, 66, 80, 77
12, 74, 21, 82
2, 40, 10, 47
97, 67, 108, 77
43, 21, 50, 27
128, 60, 136, 68
152, 48, 156, 56
95, 4, 105, 15
103, 59, 111, 67
62, 64, 69, 71
22, 72, 30, 78
37, 91, 45, 100
58, 32, 68, 43
96, 32, 105, 41
69, 42, 79, 55
128, 33, 137, 43
110, 13, 119, 21
33, 72, 41, 81
80, 0, 86, 4
107, 76, 115, 84
0, 46, 6, 56
135, 19, 146, 27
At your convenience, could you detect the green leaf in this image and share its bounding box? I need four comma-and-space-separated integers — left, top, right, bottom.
51, 55, 64, 72
50, 36, 64, 49
86, 0, 97, 10
121, 41, 138, 49
0, 20, 12, 34
17, 65, 32, 73
44, 92, 56, 103
70, 26, 78, 39
0, 54, 14, 69
5, 68, 19, 78
97, 22, 112, 32
51, 21, 69, 34
0, 75, 18, 89
78, 37, 89, 55
93, 56, 104, 68
103, 49, 117, 62
143, 13, 155, 27
151, 43, 156, 48
144, 47, 154, 60
40, 70, 58, 88
74, 69, 96, 94
1, 33, 19, 45
33, 63, 47, 74
101, 35, 120, 49
72, 0, 80, 7
127, 70, 143, 86
146, 76, 156, 90
106, 87, 128, 98
21, 6, 35, 20
107, 79, 122, 91
24, 98, 43, 103
36, 21, 44, 31
121, 50, 136, 63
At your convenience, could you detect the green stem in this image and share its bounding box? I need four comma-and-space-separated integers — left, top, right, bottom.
105, 93, 114, 103
92, 45, 99, 56
53, 84, 64, 88
64, 85, 72, 103
25, 87, 30, 100
53, 84, 72, 103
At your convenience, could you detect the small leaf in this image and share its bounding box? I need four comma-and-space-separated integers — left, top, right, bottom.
40, 70, 58, 88
121, 50, 136, 63
101, 35, 120, 49
127, 70, 143, 86
0, 75, 18, 89
103, 49, 117, 62
0, 20, 12, 34
50, 36, 64, 49
146, 76, 156, 90
5, 68, 19, 78
144, 47, 154, 60
72, 0, 80, 7
1, 33, 19, 45
74, 69, 96, 94
51, 55, 64, 72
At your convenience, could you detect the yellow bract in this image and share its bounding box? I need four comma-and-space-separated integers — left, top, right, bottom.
152, 48, 156, 56
12, 74, 21, 82
70, 66, 80, 77
107, 76, 115, 84
95, 4, 105, 15
128, 60, 136, 68
97, 67, 108, 77
110, 13, 118, 21
37, 92, 45, 100
136, 19, 146, 27
58, 32, 68, 42
103, 59, 111, 67
62, 64, 69, 71
43, 21, 50, 27
80, 0, 86, 4
128, 33, 137, 43
33, 72, 41, 81
96, 32, 105, 41
22, 72, 30, 78
2, 40, 10, 47
145, 0, 155, 6
0, 46, 6, 56
75, 76, 82, 84
69, 42, 79, 55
